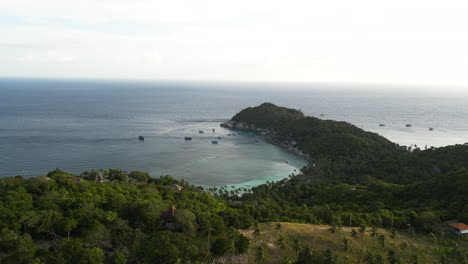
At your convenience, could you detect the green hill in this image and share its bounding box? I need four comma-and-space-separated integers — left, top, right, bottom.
2, 103, 468, 263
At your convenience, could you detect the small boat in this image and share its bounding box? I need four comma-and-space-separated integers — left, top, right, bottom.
429, 127, 434, 131
199, 130, 204, 134
212, 128, 215, 132
405, 124, 412, 127
217, 136, 222, 139
285, 160, 289, 164
184, 137, 192, 140
211, 140, 218, 144
320, 114, 325, 117
138, 136, 145, 141
379, 124, 386, 127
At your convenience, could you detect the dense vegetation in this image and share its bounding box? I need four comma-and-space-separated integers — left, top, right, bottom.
0, 169, 250, 263
1, 102, 467, 263
226, 103, 468, 231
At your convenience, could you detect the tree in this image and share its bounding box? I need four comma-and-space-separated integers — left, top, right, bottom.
112, 252, 127, 264
0, 228, 36, 263
390, 228, 397, 240
275, 235, 287, 250
174, 209, 198, 237
234, 234, 250, 254
255, 246, 265, 263
342, 238, 350, 252
81, 247, 105, 264
292, 237, 301, 255
387, 249, 400, 264
325, 248, 337, 264
211, 238, 232, 256
84, 223, 110, 248
378, 234, 385, 248
253, 224, 261, 238
359, 225, 366, 238
414, 211, 440, 232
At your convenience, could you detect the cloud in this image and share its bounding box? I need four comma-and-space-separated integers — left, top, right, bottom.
1, 0, 468, 86
17, 49, 77, 62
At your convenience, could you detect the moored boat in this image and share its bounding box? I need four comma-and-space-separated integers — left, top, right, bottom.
184, 137, 192, 140
138, 136, 145, 141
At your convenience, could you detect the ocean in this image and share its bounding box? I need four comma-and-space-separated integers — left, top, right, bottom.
1, 78, 467, 187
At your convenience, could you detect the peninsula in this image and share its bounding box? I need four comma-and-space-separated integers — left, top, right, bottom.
1, 103, 467, 263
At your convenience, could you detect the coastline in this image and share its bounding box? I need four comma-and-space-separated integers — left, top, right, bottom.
220, 120, 311, 163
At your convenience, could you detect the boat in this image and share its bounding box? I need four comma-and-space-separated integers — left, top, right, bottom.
379, 124, 385, 127
138, 136, 145, 141
217, 136, 222, 139
429, 127, 434, 131
212, 128, 215, 132
211, 140, 218, 144
320, 114, 325, 117
405, 124, 412, 127
184, 137, 192, 140
199, 130, 204, 134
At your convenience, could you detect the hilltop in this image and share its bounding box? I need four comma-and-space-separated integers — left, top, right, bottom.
1, 103, 468, 263
235, 222, 451, 264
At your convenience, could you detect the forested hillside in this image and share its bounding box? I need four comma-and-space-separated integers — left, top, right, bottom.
1, 103, 468, 263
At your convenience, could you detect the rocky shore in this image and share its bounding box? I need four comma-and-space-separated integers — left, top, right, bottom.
221, 120, 311, 161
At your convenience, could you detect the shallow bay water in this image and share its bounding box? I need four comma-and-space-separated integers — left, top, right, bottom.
1, 79, 467, 187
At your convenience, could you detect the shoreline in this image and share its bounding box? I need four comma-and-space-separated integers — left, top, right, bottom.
220, 120, 311, 163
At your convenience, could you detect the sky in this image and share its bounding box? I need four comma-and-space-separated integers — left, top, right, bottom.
1, 0, 468, 88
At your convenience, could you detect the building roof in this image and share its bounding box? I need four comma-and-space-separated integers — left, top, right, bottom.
449, 223, 468, 231
171, 184, 184, 191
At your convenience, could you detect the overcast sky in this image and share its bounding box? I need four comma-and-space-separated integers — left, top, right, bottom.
1, 0, 468, 87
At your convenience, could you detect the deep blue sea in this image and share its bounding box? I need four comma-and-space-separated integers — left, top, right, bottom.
1, 79, 467, 187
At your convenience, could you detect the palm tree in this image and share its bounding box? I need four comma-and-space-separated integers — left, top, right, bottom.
253, 224, 261, 239
325, 248, 337, 264
275, 235, 287, 250
255, 246, 265, 263
390, 228, 397, 240
342, 238, 350, 252
387, 249, 400, 264
292, 237, 301, 256
378, 234, 385, 248
359, 225, 366, 238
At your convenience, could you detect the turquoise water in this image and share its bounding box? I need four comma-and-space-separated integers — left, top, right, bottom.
0, 79, 307, 187
1, 79, 467, 187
